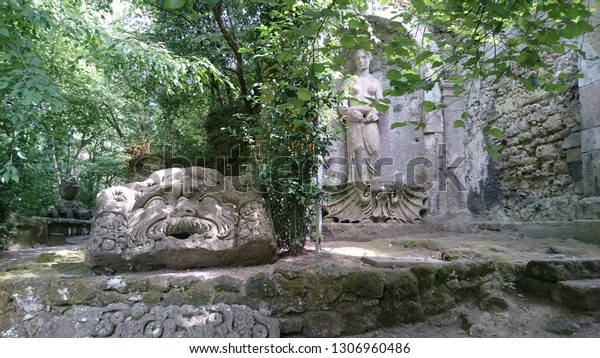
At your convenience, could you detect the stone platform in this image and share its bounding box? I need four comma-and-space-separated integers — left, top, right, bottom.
2, 230, 600, 337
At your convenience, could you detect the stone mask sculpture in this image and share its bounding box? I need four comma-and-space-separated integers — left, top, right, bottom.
85, 166, 277, 273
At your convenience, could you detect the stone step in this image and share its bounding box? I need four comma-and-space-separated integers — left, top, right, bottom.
360, 256, 448, 268
552, 279, 600, 311
525, 259, 600, 282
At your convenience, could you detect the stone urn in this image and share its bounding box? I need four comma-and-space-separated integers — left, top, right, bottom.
59, 177, 80, 202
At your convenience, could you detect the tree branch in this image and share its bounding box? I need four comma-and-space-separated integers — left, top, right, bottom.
212, 0, 252, 113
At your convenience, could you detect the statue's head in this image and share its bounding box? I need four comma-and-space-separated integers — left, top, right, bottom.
352, 49, 372, 72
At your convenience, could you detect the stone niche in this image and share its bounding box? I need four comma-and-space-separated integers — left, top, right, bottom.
323, 46, 431, 224
85, 166, 277, 273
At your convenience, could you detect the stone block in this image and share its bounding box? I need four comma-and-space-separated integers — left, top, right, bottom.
573, 220, 600, 245
582, 150, 600, 196
85, 167, 277, 273
566, 148, 582, 163
535, 144, 559, 160
543, 114, 564, 133
574, 181, 584, 194
47, 233, 67, 246
576, 197, 600, 220
567, 161, 583, 182
581, 126, 600, 153
562, 132, 581, 149
525, 258, 600, 282
552, 279, 600, 311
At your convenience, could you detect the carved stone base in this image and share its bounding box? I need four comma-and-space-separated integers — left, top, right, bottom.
85, 167, 277, 273
324, 181, 428, 223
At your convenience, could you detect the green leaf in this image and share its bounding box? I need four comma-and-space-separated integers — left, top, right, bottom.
484, 145, 500, 160
414, 51, 433, 65
371, 103, 389, 112
421, 100, 436, 113
297, 88, 311, 102
164, 0, 187, 10
1, 171, 10, 184
521, 76, 540, 91
293, 119, 306, 128
391, 122, 409, 129
561, 22, 581, 39
484, 126, 502, 138
340, 36, 355, 48
577, 21, 594, 33
411, 0, 426, 13
321, 9, 338, 17
276, 52, 293, 62
485, 1, 509, 18
453, 120, 465, 128
348, 19, 361, 30
312, 63, 326, 74
0, 27, 9, 38
545, 83, 570, 92
386, 69, 403, 81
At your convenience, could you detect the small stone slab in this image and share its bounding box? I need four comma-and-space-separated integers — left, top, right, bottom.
552, 279, 600, 311
360, 256, 448, 268
525, 258, 600, 282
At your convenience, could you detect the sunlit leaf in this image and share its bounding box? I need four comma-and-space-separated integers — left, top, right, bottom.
453, 120, 465, 128
484, 145, 500, 160
297, 88, 311, 102
421, 100, 436, 113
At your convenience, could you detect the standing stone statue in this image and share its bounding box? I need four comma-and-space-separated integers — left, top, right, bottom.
324, 49, 428, 223
338, 49, 383, 184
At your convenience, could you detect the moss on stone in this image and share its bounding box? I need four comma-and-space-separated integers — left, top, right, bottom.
305, 275, 344, 308
344, 270, 384, 298
36, 252, 60, 263
274, 273, 307, 297
245, 272, 278, 299
147, 277, 171, 293
379, 299, 424, 325
4, 262, 40, 272
419, 286, 455, 316
410, 264, 438, 290
123, 276, 149, 293
383, 270, 419, 300
465, 260, 496, 278
273, 267, 305, 280
141, 290, 165, 306
336, 301, 379, 334
302, 310, 343, 337
53, 262, 93, 276
184, 281, 216, 306
46, 280, 97, 306
209, 275, 242, 292
392, 239, 441, 251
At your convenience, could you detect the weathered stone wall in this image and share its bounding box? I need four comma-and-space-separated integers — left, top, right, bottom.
0, 256, 502, 338
462, 52, 583, 221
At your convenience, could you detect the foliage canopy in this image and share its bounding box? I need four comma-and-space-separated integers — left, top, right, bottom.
1, 0, 597, 251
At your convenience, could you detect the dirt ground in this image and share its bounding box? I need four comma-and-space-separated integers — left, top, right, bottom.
2, 229, 600, 338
